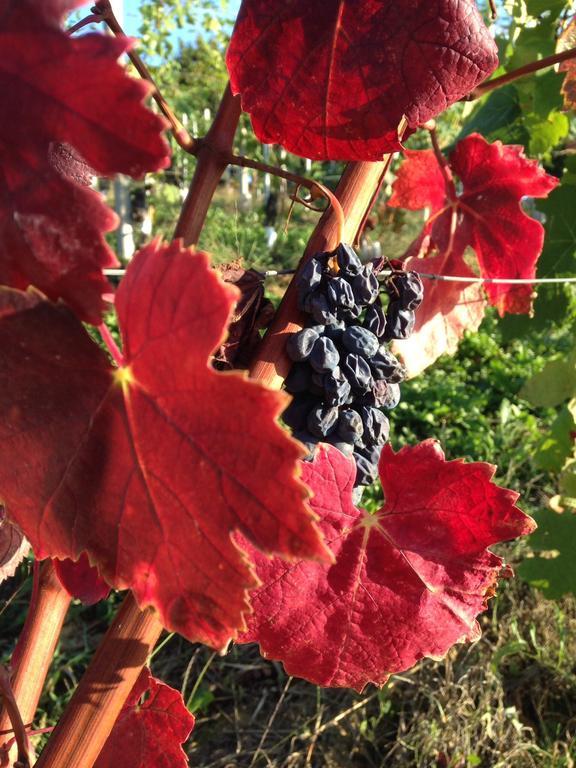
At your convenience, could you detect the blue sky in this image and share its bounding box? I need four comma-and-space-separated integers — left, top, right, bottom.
121, 0, 241, 37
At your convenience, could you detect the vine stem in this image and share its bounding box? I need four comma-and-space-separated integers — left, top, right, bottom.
470, 45, 576, 99
0, 562, 71, 765
174, 84, 242, 245
0, 667, 30, 768
249, 155, 396, 390
35, 594, 163, 768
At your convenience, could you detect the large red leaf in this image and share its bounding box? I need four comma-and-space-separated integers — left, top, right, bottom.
94, 668, 194, 768
0, 143, 118, 324
0, 241, 329, 648
389, 134, 558, 314
238, 443, 535, 691
227, 1, 498, 161
0, 0, 169, 177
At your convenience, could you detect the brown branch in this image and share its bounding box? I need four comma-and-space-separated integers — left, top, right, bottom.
488, 0, 497, 20
249, 158, 397, 390
0, 562, 70, 766
91, 1, 196, 152
67, 13, 101, 34
35, 593, 163, 768
174, 84, 242, 245
0, 667, 30, 768
470, 46, 576, 99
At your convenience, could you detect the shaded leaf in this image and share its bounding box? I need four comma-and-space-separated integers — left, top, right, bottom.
238, 442, 534, 691
520, 355, 576, 408
534, 401, 576, 473
518, 510, 576, 599
54, 553, 111, 605
95, 668, 194, 768
0, 241, 329, 648
213, 262, 274, 370
0, 506, 29, 585
0, 0, 170, 177
0, 143, 118, 324
227, 0, 497, 161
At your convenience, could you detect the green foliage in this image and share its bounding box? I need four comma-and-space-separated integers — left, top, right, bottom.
518, 509, 576, 597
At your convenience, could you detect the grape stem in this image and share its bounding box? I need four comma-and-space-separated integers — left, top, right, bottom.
470, 45, 576, 99
87, 1, 196, 152
98, 323, 124, 368
220, 152, 346, 245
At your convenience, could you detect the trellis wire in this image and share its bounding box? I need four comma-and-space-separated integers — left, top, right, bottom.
103, 268, 576, 285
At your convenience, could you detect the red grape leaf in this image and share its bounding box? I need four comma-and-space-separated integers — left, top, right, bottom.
0, 0, 170, 177
0, 143, 118, 323
393, 245, 487, 378
389, 135, 558, 315
94, 668, 194, 768
226, 0, 498, 161
0, 241, 329, 648
238, 443, 535, 691
54, 553, 111, 605
0, 507, 29, 586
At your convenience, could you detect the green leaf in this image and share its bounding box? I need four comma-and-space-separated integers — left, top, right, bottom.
527, 111, 570, 158
518, 510, 576, 598
537, 182, 576, 276
520, 356, 576, 407
456, 86, 529, 146
534, 401, 576, 472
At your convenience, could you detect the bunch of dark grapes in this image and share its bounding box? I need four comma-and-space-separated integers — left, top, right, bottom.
283, 243, 423, 488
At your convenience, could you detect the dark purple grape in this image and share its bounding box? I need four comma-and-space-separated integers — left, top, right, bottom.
355, 454, 379, 486
352, 266, 379, 305
293, 430, 318, 459
324, 321, 346, 345
384, 302, 415, 340
297, 258, 323, 295
282, 394, 320, 432
309, 292, 339, 326
342, 353, 373, 392
286, 327, 319, 362
355, 441, 382, 466
359, 407, 390, 444
326, 437, 355, 458
323, 368, 352, 406
388, 271, 424, 310
310, 336, 339, 373
307, 405, 339, 439
364, 299, 387, 338
377, 381, 401, 409
285, 363, 313, 394
326, 277, 356, 310
337, 305, 362, 323
336, 243, 362, 276
337, 409, 364, 444
342, 326, 379, 358
370, 348, 406, 383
